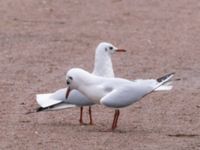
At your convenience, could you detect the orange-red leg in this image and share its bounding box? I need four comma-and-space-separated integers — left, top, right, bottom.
114, 110, 120, 128
79, 107, 83, 124
112, 111, 117, 129
112, 109, 120, 130
88, 106, 93, 125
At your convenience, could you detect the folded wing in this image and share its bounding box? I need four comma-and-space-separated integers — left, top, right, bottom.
100, 72, 175, 108
100, 84, 153, 108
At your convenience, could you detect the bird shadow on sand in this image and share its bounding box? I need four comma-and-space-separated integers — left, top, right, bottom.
39, 121, 83, 128
38, 120, 142, 133
84, 124, 145, 134
38, 121, 100, 131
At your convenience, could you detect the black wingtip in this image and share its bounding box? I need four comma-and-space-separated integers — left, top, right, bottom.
36, 107, 48, 112
36, 102, 65, 112
25, 106, 53, 114
157, 72, 175, 82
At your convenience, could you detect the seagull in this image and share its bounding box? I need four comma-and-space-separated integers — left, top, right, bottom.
65, 68, 175, 130
36, 42, 126, 124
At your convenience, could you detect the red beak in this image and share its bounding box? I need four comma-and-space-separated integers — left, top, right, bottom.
65, 87, 71, 99
115, 49, 126, 52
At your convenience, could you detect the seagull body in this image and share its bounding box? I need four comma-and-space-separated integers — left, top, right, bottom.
66, 68, 175, 129
36, 42, 126, 124
66, 68, 174, 108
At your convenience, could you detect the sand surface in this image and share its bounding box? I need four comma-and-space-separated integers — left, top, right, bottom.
0, 0, 200, 149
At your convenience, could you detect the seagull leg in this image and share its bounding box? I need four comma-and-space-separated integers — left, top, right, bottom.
112, 111, 117, 129
79, 107, 84, 124
114, 109, 120, 128
88, 106, 93, 125
112, 109, 120, 130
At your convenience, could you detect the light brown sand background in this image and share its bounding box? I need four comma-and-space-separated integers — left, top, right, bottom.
0, 0, 200, 149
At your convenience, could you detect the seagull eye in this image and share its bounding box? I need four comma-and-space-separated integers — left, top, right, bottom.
109, 46, 113, 50
66, 80, 70, 85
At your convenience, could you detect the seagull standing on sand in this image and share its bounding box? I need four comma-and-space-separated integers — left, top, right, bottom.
36, 42, 126, 124
65, 68, 175, 130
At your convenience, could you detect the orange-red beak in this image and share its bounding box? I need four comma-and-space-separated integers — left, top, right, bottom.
65, 87, 71, 99
115, 49, 126, 52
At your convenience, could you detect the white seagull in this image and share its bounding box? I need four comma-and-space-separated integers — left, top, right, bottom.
65, 68, 175, 130
36, 42, 126, 124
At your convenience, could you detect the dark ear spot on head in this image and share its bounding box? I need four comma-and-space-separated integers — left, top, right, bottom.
69, 76, 73, 80
105, 48, 108, 52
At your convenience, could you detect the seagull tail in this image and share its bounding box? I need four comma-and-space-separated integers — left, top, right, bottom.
154, 72, 175, 91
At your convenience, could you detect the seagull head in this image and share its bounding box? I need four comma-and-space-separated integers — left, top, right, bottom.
93, 42, 126, 77
65, 68, 90, 98
96, 42, 126, 56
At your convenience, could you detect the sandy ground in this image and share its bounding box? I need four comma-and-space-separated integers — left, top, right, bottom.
0, 0, 200, 149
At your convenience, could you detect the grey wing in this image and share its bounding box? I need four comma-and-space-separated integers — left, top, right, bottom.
36, 88, 67, 108
47, 88, 94, 106
36, 88, 94, 109
67, 90, 95, 106
51, 88, 68, 101
100, 85, 152, 108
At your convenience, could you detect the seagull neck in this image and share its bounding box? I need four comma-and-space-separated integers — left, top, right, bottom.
92, 52, 115, 77
76, 73, 100, 90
